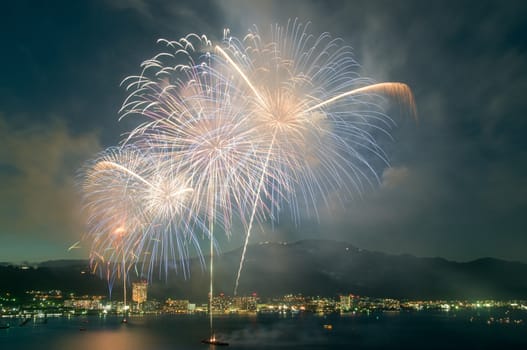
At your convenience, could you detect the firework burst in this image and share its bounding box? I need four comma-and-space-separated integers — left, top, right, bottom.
218, 20, 416, 218
214, 20, 416, 293
80, 146, 206, 285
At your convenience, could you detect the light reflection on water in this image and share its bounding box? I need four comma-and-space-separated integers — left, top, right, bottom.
57, 329, 157, 350
1, 311, 527, 350
1, 316, 210, 350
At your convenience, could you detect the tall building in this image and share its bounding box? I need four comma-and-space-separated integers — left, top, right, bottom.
211, 293, 231, 314
340, 294, 351, 312
132, 281, 148, 310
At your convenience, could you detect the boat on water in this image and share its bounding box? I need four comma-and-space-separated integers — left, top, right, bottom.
0, 324, 10, 329
201, 335, 229, 346
19, 318, 31, 326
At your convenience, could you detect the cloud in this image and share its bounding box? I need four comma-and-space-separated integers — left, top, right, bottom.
0, 116, 101, 250
103, 0, 152, 18
103, 0, 224, 39
212, 0, 320, 31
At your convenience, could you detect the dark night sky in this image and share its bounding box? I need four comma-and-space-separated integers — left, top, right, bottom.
0, 0, 526, 263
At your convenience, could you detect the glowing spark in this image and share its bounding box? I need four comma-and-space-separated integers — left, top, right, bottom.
215, 45, 267, 106
68, 241, 81, 251
306, 82, 417, 117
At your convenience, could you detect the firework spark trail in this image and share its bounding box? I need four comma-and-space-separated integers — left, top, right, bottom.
234, 130, 278, 295
208, 204, 214, 336
306, 82, 416, 116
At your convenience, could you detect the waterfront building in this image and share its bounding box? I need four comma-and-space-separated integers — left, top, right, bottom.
132, 281, 148, 311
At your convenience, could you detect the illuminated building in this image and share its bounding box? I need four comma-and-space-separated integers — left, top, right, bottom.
211, 293, 232, 314
232, 294, 259, 312
164, 299, 189, 314
63, 295, 104, 310
340, 294, 351, 312
132, 281, 148, 310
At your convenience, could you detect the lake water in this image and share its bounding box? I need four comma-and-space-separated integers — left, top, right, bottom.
1, 310, 526, 349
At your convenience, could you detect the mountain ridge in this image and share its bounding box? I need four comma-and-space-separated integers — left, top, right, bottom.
1, 239, 526, 301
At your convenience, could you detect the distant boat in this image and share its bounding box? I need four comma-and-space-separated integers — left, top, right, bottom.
0, 324, 10, 329
323, 324, 333, 330
201, 335, 229, 346
79, 327, 87, 331
121, 318, 128, 324
19, 318, 31, 327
